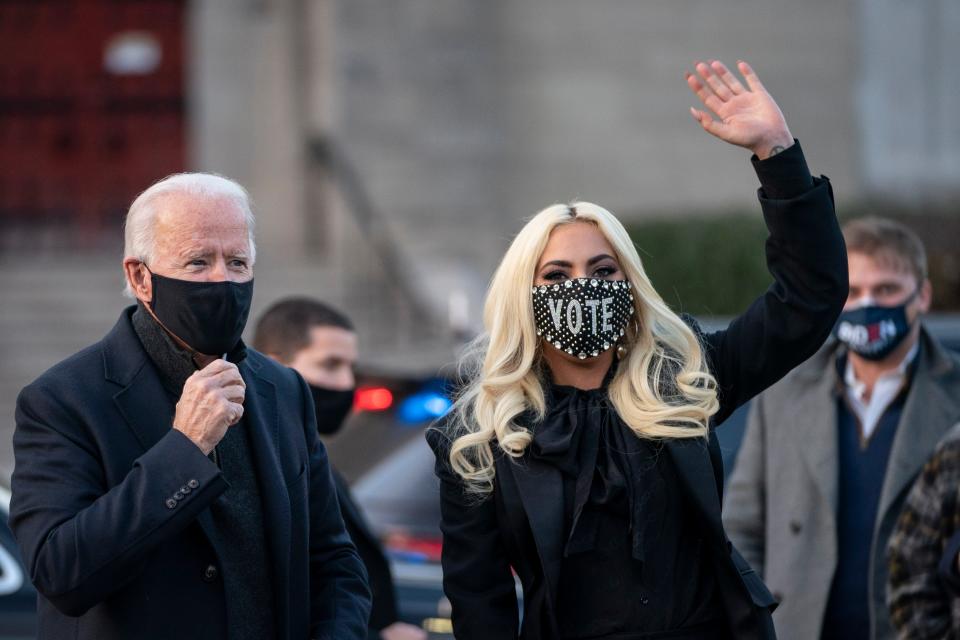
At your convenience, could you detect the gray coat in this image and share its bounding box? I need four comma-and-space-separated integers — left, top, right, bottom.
723, 327, 960, 640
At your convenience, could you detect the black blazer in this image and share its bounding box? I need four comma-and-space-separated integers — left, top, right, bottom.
332, 468, 400, 637
428, 175, 848, 640
9, 307, 372, 640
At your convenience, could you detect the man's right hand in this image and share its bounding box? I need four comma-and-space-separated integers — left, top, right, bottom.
173, 359, 246, 454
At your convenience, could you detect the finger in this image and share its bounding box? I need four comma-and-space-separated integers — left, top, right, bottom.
690, 108, 728, 140
194, 358, 235, 377
710, 60, 746, 95
226, 401, 244, 425
695, 61, 732, 101
685, 73, 725, 117
737, 60, 765, 93
206, 368, 246, 390
221, 383, 246, 403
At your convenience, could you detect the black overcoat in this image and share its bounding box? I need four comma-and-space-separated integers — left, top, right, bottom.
331, 468, 400, 637
8, 307, 372, 639
428, 174, 849, 640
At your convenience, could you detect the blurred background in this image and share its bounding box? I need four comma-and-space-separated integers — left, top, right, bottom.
1, 0, 958, 636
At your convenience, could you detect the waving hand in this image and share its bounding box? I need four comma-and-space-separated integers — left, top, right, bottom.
686, 60, 794, 160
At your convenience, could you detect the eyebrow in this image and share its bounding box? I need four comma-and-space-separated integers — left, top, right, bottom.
178, 247, 251, 260
540, 254, 617, 270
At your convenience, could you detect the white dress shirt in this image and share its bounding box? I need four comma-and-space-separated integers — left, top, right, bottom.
844, 341, 919, 440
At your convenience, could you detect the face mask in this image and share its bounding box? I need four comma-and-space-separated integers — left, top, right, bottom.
532, 278, 634, 360
833, 290, 919, 361
309, 385, 356, 436
148, 271, 254, 356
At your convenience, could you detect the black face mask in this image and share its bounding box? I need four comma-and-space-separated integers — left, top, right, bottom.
148, 271, 254, 356
833, 289, 919, 361
309, 384, 355, 436
532, 278, 634, 359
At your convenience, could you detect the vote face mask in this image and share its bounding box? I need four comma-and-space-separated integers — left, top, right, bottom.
148, 272, 254, 356
833, 290, 918, 361
309, 384, 355, 436
532, 278, 634, 359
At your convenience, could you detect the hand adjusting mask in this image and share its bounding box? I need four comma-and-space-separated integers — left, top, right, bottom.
532, 278, 635, 359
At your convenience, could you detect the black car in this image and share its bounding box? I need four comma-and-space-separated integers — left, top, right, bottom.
0, 484, 37, 640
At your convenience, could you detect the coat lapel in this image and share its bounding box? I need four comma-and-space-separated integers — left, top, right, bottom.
877, 333, 960, 528
665, 437, 725, 542
105, 308, 177, 454
505, 455, 565, 610
239, 358, 292, 637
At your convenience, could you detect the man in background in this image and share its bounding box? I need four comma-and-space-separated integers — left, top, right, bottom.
255, 297, 428, 640
723, 217, 960, 639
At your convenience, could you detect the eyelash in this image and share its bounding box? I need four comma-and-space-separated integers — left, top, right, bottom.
543, 266, 618, 281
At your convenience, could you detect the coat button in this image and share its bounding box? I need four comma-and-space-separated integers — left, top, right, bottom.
789, 520, 803, 534
202, 564, 219, 582
187, 479, 199, 489
180, 485, 192, 494
173, 491, 184, 500
165, 498, 177, 509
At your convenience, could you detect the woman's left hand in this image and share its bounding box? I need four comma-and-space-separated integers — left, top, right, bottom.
686, 59, 794, 160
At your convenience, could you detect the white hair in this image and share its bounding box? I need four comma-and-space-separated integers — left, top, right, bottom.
122, 172, 257, 296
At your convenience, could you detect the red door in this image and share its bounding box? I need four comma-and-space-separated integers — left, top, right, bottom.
0, 0, 187, 247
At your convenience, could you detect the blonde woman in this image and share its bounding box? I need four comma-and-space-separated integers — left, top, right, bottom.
427, 60, 848, 640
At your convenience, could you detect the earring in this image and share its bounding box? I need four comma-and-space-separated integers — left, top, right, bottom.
616, 344, 628, 358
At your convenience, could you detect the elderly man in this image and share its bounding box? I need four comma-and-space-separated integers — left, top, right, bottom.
8, 173, 371, 639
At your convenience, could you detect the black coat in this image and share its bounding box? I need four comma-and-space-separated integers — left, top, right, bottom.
427, 174, 848, 640
332, 469, 400, 637
8, 307, 372, 640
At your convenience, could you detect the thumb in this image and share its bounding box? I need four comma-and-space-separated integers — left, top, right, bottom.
690, 108, 727, 139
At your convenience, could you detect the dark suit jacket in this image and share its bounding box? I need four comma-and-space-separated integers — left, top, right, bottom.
427, 174, 848, 640
8, 307, 371, 640
332, 469, 399, 637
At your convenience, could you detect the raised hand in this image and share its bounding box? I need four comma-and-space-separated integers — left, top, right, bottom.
686, 60, 794, 160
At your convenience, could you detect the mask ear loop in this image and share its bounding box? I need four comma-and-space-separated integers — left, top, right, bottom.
139, 264, 214, 366
904, 285, 922, 306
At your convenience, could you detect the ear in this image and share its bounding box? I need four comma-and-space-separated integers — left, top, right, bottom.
123, 258, 153, 304
917, 278, 933, 314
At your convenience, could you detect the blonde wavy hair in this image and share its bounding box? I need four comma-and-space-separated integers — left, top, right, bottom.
447, 202, 719, 494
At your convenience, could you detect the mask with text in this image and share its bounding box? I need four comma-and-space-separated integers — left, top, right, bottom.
532, 278, 634, 360
833, 289, 919, 361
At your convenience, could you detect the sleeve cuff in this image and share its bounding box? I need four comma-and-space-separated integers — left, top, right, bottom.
751, 139, 814, 200
937, 530, 960, 593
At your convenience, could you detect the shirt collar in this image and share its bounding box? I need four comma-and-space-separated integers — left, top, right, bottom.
843, 339, 920, 398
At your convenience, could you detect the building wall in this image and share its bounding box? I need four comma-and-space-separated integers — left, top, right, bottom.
330, 0, 862, 334
0, 0, 186, 246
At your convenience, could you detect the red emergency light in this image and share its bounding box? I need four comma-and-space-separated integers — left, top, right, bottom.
354, 386, 394, 412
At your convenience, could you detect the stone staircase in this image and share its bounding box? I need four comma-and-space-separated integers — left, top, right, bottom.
0, 254, 127, 480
